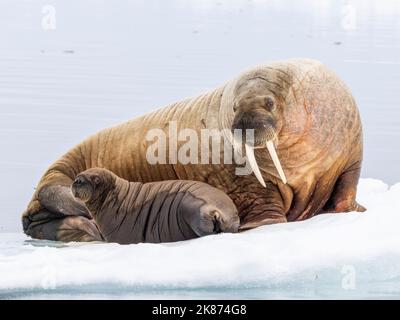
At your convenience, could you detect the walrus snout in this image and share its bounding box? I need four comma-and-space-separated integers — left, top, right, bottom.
220, 216, 240, 233
232, 94, 287, 186
232, 112, 276, 148
232, 94, 278, 148
73, 176, 86, 187
71, 175, 93, 202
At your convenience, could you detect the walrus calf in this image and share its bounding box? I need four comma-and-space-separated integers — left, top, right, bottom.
71, 168, 240, 244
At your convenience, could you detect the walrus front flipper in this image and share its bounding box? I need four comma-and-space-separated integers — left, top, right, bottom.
22, 162, 101, 242
23, 209, 102, 242
232, 178, 288, 231
39, 185, 91, 219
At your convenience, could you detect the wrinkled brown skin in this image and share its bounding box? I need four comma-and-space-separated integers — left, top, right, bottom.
71, 168, 239, 244
22, 58, 365, 241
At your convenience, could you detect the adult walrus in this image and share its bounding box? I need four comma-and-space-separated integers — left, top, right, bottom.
71, 168, 239, 244
22, 58, 365, 242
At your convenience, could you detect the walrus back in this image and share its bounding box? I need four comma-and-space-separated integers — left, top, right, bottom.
74, 85, 226, 181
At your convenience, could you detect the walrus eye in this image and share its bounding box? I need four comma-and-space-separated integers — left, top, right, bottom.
265, 96, 276, 112
93, 176, 101, 186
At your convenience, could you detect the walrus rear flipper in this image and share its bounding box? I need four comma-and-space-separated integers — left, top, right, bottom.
23, 208, 103, 242
22, 161, 103, 242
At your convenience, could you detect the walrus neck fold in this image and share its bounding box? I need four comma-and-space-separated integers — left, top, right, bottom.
85, 192, 108, 217
85, 180, 120, 217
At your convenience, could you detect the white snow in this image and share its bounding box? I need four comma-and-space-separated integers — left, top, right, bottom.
1, 178, 400, 299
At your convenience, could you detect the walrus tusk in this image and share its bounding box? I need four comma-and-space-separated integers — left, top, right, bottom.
245, 144, 266, 188
266, 140, 287, 184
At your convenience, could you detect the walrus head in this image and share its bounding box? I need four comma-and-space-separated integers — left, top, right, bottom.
72, 168, 116, 204
232, 93, 287, 186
